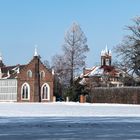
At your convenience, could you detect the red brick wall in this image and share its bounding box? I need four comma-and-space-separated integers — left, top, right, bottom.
17, 56, 53, 102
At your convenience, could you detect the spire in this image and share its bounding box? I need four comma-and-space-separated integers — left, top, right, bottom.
0, 51, 2, 61
0, 68, 2, 79
109, 50, 112, 56
101, 50, 104, 56
33, 45, 41, 60
34, 46, 38, 57
0, 51, 5, 67
105, 44, 108, 53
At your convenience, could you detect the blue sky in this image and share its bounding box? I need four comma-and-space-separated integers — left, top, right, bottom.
0, 0, 140, 67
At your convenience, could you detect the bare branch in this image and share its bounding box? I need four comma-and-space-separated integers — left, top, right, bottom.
114, 16, 140, 77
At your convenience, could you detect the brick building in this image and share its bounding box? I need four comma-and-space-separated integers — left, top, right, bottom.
79, 46, 127, 87
0, 49, 54, 102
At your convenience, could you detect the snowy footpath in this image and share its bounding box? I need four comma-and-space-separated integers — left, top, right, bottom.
0, 102, 140, 117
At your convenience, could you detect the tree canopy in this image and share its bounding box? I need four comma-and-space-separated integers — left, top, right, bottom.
53, 22, 89, 87
114, 16, 140, 77
52, 22, 89, 100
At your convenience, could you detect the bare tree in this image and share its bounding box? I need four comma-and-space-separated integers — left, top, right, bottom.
62, 22, 89, 86
114, 16, 140, 78
43, 60, 50, 69
52, 23, 89, 100
52, 54, 71, 86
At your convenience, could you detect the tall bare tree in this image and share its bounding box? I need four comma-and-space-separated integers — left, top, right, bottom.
52, 23, 89, 100
62, 22, 89, 86
114, 16, 140, 78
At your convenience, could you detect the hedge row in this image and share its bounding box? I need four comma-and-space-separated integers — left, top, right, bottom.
88, 87, 140, 104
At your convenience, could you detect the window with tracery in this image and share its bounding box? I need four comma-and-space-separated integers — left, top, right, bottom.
21, 83, 30, 100
27, 70, 32, 78
41, 83, 50, 100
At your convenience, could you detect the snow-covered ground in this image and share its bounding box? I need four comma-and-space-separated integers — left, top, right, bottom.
0, 102, 140, 117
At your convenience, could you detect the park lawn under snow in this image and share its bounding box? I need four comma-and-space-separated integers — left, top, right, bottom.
0, 102, 140, 117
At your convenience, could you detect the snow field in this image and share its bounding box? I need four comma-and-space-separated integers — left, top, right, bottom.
0, 102, 140, 117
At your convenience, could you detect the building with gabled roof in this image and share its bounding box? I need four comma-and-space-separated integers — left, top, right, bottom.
80, 46, 126, 87
0, 49, 54, 102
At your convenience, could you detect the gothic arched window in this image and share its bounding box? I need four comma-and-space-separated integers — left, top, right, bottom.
27, 70, 32, 78
21, 83, 30, 100
41, 83, 50, 100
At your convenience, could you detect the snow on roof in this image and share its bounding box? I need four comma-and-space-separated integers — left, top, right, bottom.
80, 73, 84, 78
82, 65, 127, 79
1, 65, 25, 79
88, 66, 104, 77
79, 78, 86, 85
85, 68, 92, 70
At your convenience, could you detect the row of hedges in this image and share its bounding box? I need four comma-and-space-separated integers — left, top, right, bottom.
88, 87, 140, 104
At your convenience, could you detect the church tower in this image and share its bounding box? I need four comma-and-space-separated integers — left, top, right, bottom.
0, 52, 5, 67
101, 45, 112, 66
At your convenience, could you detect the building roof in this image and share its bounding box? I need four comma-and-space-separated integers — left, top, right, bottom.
0, 48, 42, 79
82, 65, 122, 78
1, 65, 25, 79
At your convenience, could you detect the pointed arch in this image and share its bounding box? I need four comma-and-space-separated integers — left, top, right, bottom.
40, 71, 45, 79
41, 83, 50, 101
27, 70, 32, 78
21, 82, 30, 100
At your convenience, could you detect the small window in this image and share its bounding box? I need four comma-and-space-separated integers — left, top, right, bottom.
27, 70, 32, 78
21, 83, 30, 100
40, 71, 45, 79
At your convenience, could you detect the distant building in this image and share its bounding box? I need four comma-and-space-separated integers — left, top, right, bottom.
0, 49, 54, 102
80, 46, 126, 87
